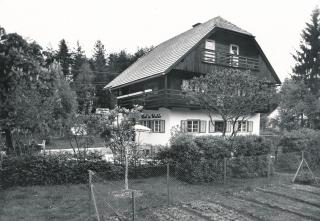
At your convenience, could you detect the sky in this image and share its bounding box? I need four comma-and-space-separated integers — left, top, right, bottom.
1, 0, 319, 82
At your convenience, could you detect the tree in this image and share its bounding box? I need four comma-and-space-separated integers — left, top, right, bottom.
108, 50, 132, 73
187, 69, 275, 136
73, 62, 95, 114
101, 106, 142, 189
71, 41, 87, 80
56, 39, 71, 77
0, 30, 45, 152
292, 7, 320, 95
0, 29, 77, 154
277, 79, 320, 130
91, 40, 111, 109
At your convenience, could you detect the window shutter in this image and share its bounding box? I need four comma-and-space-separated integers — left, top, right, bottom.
181, 120, 187, 133
235, 121, 239, 132
247, 121, 253, 132
200, 120, 206, 133
160, 120, 165, 133
226, 121, 231, 132
209, 121, 215, 133
150, 121, 154, 132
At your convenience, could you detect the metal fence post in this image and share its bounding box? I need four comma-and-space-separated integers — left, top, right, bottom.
223, 158, 227, 185
132, 191, 135, 221
167, 163, 170, 205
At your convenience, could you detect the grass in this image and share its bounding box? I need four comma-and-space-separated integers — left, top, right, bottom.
46, 136, 105, 149
0, 173, 293, 221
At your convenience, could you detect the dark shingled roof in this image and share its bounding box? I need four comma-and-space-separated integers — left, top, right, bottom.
105, 16, 253, 89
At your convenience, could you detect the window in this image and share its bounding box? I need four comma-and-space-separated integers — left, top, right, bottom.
204, 39, 216, 63
181, 120, 206, 133
237, 121, 247, 132
209, 121, 233, 133
229, 44, 239, 67
139, 120, 165, 133
236, 121, 253, 133
205, 39, 215, 50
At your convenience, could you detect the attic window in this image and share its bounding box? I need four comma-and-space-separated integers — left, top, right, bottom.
205, 39, 215, 51
203, 40, 216, 63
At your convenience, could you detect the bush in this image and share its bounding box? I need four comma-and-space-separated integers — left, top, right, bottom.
158, 134, 272, 183
0, 154, 165, 188
277, 129, 320, 170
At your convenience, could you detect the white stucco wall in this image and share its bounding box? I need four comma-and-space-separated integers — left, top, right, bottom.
137, 108, 260, 146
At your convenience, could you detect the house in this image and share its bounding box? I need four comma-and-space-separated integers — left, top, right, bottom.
105, 16, 281, 146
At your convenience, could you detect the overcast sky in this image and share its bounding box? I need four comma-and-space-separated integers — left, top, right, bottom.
1, 0, 319, 81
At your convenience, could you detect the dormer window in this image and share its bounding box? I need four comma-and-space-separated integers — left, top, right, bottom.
229, 44, 239, 67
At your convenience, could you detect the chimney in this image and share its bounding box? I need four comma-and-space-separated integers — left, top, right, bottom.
192, 23, 202, 28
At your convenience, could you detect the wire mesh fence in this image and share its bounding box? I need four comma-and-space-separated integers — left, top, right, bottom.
88, 151, 320, 221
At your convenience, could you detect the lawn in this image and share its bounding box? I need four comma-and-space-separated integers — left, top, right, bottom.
45, 136, 105, 150
0, 173, 295, 221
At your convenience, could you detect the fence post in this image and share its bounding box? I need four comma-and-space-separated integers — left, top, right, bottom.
88, 170, 92, 217
267, 154, 271, 185
132, 191, 135, 221
167, 163, 170, 205
223, 158, 227, 185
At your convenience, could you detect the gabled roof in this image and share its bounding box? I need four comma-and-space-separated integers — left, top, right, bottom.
105, 17, 261, 89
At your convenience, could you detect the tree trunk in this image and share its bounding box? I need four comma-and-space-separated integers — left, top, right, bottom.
4, 128, 13, 153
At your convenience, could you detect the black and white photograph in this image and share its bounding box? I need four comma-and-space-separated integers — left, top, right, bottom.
1, 0, 320, 220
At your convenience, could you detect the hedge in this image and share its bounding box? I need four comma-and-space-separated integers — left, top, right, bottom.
0, 154, 166, 189
158, 134, 272, 183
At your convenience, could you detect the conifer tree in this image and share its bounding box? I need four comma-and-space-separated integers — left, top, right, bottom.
292, 7, 320, 95
91, 40, 111, 109
71, 41, 86, 80
56, 39, 71, 77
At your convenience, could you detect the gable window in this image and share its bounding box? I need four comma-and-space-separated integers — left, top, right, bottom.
181, 120, 206, 133
140, 120, 165, 133
204, 39, 216, 63
229, 44, 239, 67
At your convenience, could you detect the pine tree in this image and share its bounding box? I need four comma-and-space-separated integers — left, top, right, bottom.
56, 39, 71, 77
71, 41, 86, 81
292, 7, 320, 95
91, 40, 111, 109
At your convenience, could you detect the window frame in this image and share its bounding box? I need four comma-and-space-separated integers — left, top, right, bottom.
139, 120, 165, 133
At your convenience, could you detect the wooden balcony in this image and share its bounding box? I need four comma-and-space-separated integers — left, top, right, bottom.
117, 89, 200, 109
202, 49, 259, 71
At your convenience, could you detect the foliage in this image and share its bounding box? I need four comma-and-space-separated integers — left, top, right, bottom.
277, 79, 320, 130
66, 113, 107, 161
187, 69, 276, 136
73, 62, 95, 114
101, 106, 143, 164
55, 39, 71, 77
292, 7, 320, 95
0, 154, 165, 188
0, 30, 76, 154
158, 133, 271, 183
290, 7, 320, 129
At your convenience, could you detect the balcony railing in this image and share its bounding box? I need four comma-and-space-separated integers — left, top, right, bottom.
117, 89, 199, 109
202, 49, 259, 71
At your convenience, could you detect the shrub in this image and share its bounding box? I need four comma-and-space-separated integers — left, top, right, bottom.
158, 133, 272, 183
277, 129, 320, 170
0, 154, 165, 188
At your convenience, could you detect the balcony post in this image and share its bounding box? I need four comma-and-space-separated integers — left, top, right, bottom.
164, 74, 168, 107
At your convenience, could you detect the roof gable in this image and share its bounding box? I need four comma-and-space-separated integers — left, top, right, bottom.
105, 16, 254, 89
